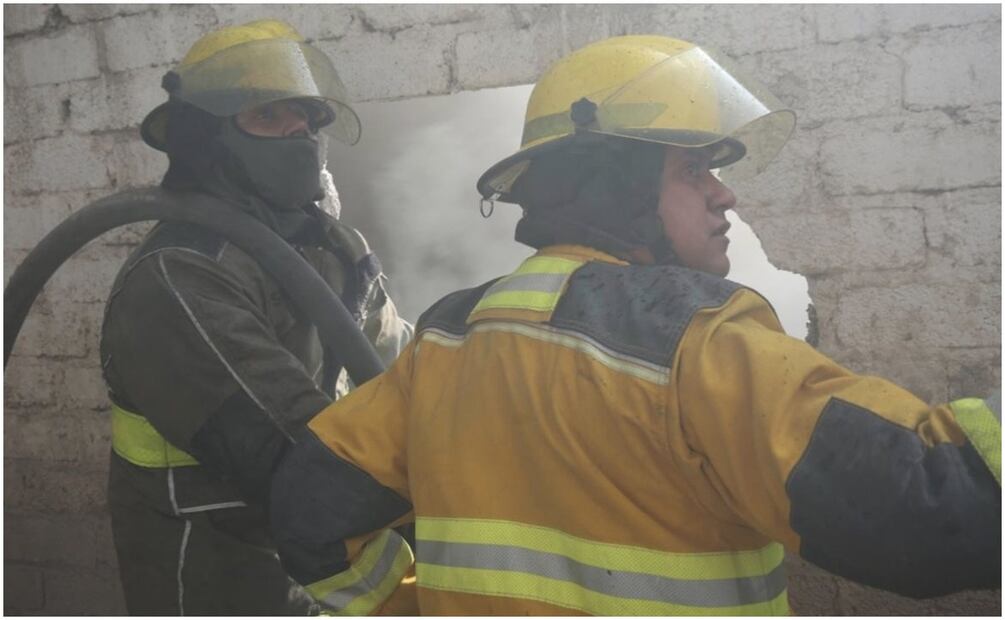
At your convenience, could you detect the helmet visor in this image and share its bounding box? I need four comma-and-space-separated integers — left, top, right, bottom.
521, 45, 794, 180
173, 38, 361, 145
594, 45, 794, 179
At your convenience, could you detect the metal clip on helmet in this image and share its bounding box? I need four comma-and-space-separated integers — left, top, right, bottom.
477, 35, 796, 203
140, 19, 362, 150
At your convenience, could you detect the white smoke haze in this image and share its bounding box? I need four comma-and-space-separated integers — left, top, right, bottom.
330, 85, 809, 339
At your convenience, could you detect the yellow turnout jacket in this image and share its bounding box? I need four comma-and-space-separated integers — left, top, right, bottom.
270, 244, 1001, 615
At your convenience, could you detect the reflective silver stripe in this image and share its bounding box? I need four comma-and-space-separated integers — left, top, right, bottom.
319, 532, 404, 609
177, 501, 247, 514
420, 540, 786, 608
158, 253, 292, 442
485, 273, 571, 296
168, 467, 180, 515
177, 519, 192, 615
420, 322, 669, 385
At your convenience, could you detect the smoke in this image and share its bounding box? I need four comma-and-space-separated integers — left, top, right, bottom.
329, 84, 810, 336
317, 132, 342, 219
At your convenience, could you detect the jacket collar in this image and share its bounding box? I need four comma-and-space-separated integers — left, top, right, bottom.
534, 244, 630, 266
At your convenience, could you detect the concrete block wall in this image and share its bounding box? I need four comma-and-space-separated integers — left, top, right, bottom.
4, 4, 1000, 615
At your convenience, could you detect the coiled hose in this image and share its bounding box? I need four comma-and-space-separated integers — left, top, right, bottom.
4, 187, 385, 385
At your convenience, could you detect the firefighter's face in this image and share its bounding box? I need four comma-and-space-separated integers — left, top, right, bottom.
657, 146, 737, 276
235, 100, 317, 139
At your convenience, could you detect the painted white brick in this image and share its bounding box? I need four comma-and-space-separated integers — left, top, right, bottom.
883, 4, 1001, 34
725, 125, 822, 215
612, 4, 813, 56
924, 188, 1002, 267
42, 566, 126, 615
4, 187, 153, 251
819, 115, 1001, 195
3, 81, 71, 144
360, 4, 496, 31
6, 459, 109, 514
4, 513, 103, 565
5, 25, 100, 86
320, 26, 454, 101
559, 5, 612, 53
898, 22, 1001, 108
62, 363, 111, 411
836, 282, 999, 350
102, 6, 216, 72
944, 346, 1002, 400
68, 65, 166, 133
61, 4, 151, 24
4, 4, 50, 36
457, 25, 562, 91
5, 191, 84, 250
749, 41, 903, 126
108, 136, 168, 188
4, 134, 111, 194
9, 300, 104, 360
38, 253, 123, 305
507, 4, 561, 30
213, 4, 354, 42
750, 207, 926, 276
858, 350, 957, 407
3, 358, 62, 408
815, 5, 885, 43
817, 4, 1001, 43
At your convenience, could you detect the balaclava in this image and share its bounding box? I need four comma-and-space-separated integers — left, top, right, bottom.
217, 117, 325, 211
510, 135, 679, 265
160, 101, 329, 240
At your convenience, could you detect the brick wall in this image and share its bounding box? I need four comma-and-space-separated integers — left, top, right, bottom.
4, 4, 1000, 614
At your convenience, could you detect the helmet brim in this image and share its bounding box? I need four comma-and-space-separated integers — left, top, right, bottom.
476, 131, 749, 203
140, 102, 171, 152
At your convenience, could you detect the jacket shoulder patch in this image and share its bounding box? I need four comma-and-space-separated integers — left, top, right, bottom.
551, 262, 739, 367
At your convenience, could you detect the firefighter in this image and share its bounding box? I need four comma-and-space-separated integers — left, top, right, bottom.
100, 20, 412, 614
269, 35, 1001, 615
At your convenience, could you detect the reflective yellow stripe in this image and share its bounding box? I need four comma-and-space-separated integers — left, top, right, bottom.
470, 256, 583, 318
950, 397, 1001, 484
307, 529, 414, 615
111, 405, 199, 468
418, 564, 787, 616
416, 517, 788, 615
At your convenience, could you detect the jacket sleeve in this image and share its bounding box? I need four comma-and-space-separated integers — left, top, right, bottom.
270, 340, 418, 615
669, 288, 1001, 599
104, 247, 333, 502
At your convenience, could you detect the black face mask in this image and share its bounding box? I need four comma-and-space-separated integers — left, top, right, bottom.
217, 119, 324, 210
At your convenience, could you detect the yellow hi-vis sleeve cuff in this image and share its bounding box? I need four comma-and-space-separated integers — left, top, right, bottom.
950, 396, 1001, 485
307, 529, 414, 615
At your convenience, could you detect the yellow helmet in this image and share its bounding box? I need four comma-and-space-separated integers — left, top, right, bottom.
141, 19, 361, 150
477, 35, 795, 201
